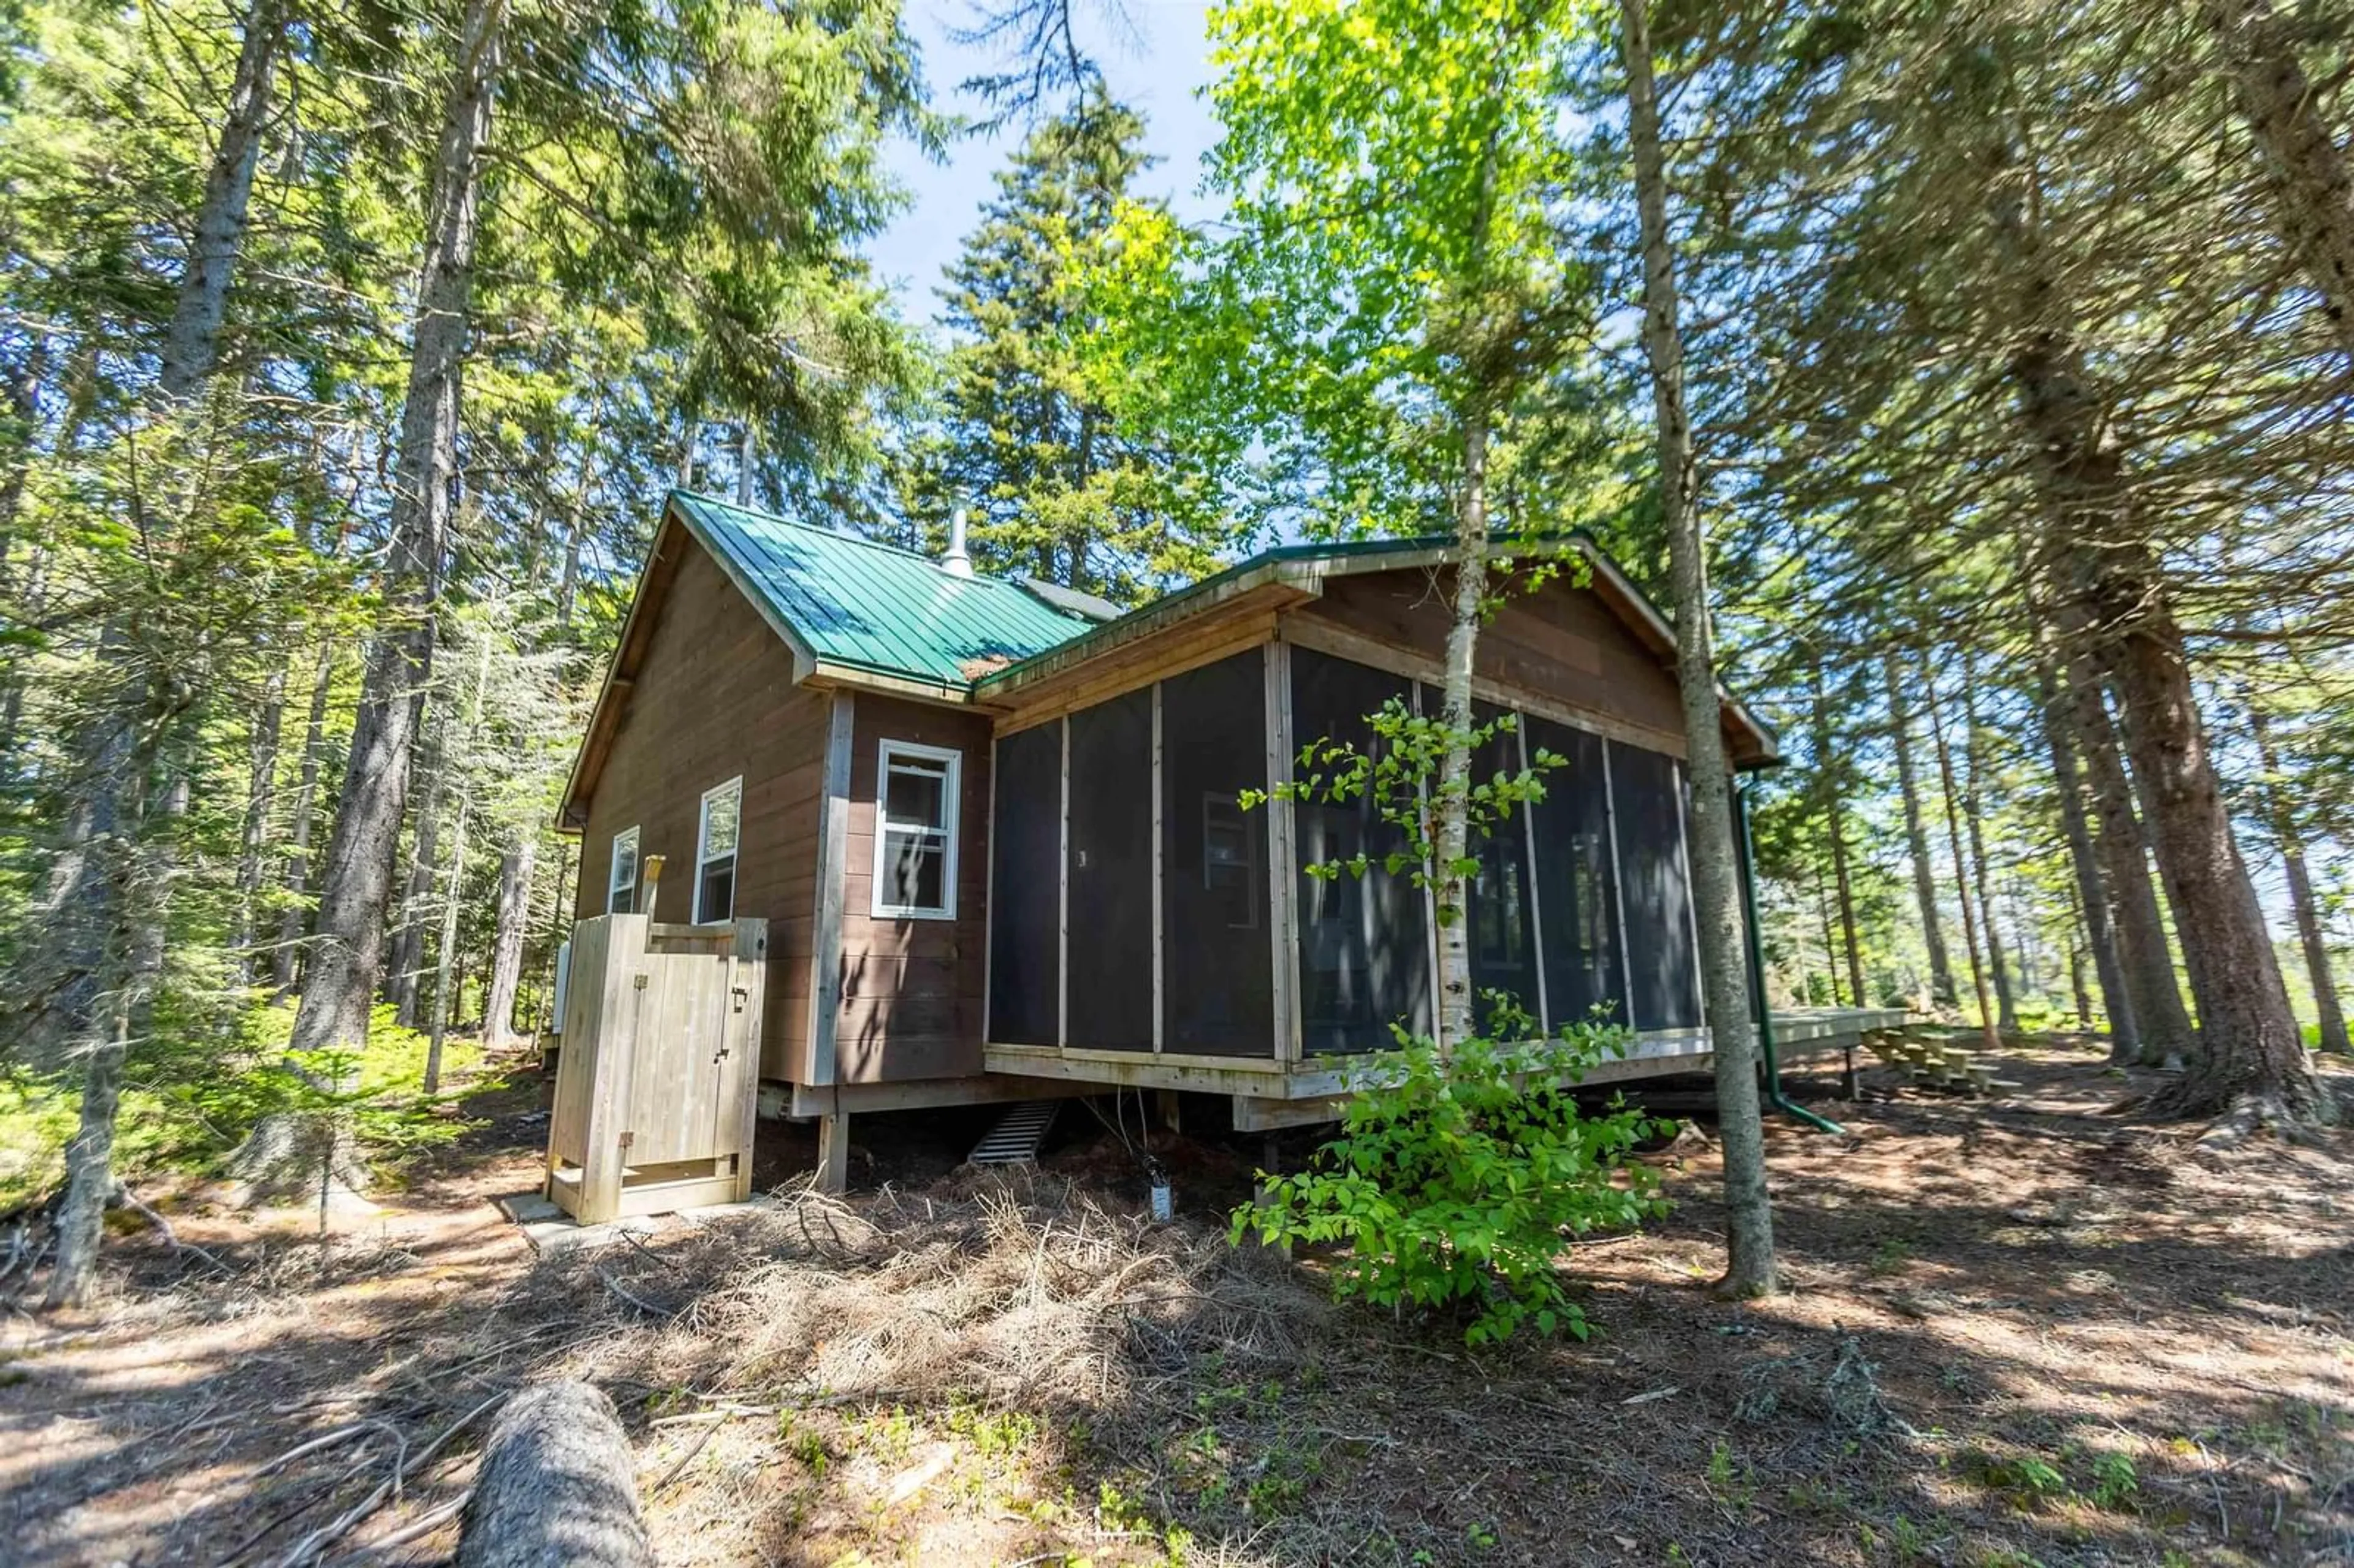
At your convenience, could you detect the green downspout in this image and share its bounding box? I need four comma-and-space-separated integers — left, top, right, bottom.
1731, 778, 1845, 1135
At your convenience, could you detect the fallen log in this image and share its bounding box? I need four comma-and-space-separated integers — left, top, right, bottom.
455, 1382, 652, 1568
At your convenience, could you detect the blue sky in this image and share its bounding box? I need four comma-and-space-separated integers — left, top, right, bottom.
870, 1, 1224, 329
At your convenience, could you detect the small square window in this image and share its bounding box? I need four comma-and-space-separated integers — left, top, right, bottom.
872, 741, 960, 919
694, 778, 741, 924
608, 826, 640, 915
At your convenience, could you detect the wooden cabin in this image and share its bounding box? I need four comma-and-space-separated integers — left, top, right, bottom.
559, 492, 1901, 1181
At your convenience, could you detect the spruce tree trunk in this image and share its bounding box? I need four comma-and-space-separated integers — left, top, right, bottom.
2249, 702, 2350, 1056
46, 947, 134, 1308
42, 0, 283, 1302
1991, 145, 2315, 1119
1623, 0, 1775, 1296
1814, 869, 1843, 1008
46, 711, 173, 1308
232, 660, 288, 986
1959, 655, 2017, 1033
389, 722, 448, 1026
1811, 663, 1867, 1009
1884, 650, 1956, 1007
159, 0, 283, 402
2067, 920, 2093, 1032
2279, 837, 2349, 1056
288, 0, 505, 1060
2035, 655, 2138, 1058
2199, 0, 2354, 361
425, 801, 468, 1097
484, 839, 536, 1048
2059, 649, 2195, 1066
2005, 303, 2315, 1113
2088, 566, 2324, 1122
274, 638, 335, 996
1926, 674, 2002, 1052
557, 506, 582, 633
0, 336, 46, 580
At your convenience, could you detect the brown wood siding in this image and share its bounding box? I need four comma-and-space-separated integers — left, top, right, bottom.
1295, 567, 1694, 753
834, 695, 994, 1083
571, 535, 829, 1082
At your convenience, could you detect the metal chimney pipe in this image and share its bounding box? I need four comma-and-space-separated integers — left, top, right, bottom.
942, 507, 974, 577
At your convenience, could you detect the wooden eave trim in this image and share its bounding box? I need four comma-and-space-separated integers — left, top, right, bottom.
975, 565, 1324, 702
805, 661, 974, 707
977, 578, 1317, 718
1278, 614, 1696, 761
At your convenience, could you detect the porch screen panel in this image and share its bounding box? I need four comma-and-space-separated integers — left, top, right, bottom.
1161, 651, 1274, 1056
988, 721, 1062, 1046
1290, 648, 1430, 1054
1419, 686, 1540, 1032
1609, 741, 1701, 1030
1525, 716, 1625, 1029
1469, 700, 1539, 1026
1066, 689, 1154, 1050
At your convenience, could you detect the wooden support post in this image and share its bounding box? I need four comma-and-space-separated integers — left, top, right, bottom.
728, 918, 766, 1201
815, 1104, 850, 1195
577, 915, 648, 1225
1156, 1088, 1182, 1136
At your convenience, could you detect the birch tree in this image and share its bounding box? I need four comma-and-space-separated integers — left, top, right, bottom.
1091, 0, 1597, 1044
1616, 0, 1776, 1295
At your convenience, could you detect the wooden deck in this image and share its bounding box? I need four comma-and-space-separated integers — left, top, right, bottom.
983, 1005, 1912, 1130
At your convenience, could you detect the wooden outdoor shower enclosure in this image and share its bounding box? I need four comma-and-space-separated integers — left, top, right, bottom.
546, 914, 768, 1223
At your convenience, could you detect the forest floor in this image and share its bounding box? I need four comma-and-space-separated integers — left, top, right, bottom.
4, 1034, 2351, 1568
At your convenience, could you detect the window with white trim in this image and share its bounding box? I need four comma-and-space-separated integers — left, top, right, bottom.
693, 778, 741, 924
607, 826, 640, 915
871, 740, 960, 919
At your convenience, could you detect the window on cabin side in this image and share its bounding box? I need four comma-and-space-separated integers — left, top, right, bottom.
608, 826, 640, 915
874, 742, 959, 919
693, 779, 741, 923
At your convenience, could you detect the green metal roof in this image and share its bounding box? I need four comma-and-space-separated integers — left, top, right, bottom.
669, 491, 1091, 687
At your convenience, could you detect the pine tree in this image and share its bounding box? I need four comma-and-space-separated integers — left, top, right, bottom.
924, 96, 1220, 603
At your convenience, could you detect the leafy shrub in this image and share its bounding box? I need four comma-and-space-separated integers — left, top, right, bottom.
2087, 1450, 2138, 1510
1230, 1003, 1672, 1345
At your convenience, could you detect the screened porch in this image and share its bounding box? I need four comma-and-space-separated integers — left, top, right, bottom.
980, 636, 1757, 1110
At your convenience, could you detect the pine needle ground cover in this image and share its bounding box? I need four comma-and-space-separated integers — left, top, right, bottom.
2, 1040, 2349, 1567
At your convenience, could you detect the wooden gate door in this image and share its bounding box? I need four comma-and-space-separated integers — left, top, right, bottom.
546, 916, 766, 1224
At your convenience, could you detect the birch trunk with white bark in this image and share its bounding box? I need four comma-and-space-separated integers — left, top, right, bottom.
1621, 0, 1775, 1296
